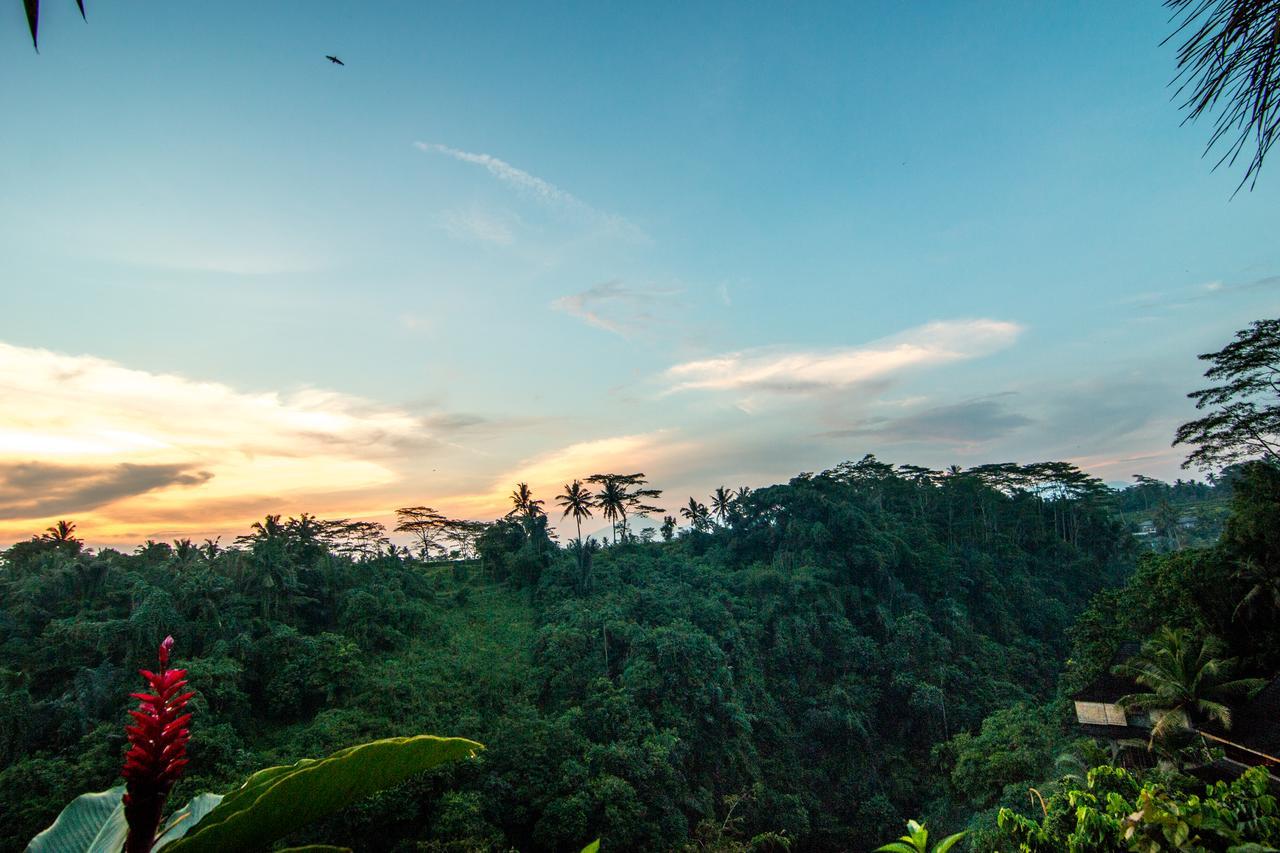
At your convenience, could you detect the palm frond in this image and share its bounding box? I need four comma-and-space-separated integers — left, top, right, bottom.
1165, 0, 1280, 191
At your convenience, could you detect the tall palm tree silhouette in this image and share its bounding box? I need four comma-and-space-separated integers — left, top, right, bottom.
43, 519, 78, 542
508, 483, 546, 519
593, 478, 627, 544
710, 487, 733, 526
680, 497, 710, 531
556, 481, 596, 544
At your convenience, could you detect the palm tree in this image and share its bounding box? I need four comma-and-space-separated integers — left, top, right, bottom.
660, 515, 677, 541
586, 473, 663, 543
243, 514, 285, 542
876, 820, 966, 853
594, 478, 627, 544
1115, 627, 1265, 743
555, 481, 596, 543
508, 483, 546, 519
710, 487, 732, 526
43, 519, 78, 542
680, 497, 710, 531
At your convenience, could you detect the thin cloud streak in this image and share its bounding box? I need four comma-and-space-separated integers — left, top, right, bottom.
416, 142, 582, 206
663, 320, 1024, 394
414, 141, 647, 240
552, 280, 682, 337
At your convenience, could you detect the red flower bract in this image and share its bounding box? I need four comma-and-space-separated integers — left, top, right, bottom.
122, 635, 194, 853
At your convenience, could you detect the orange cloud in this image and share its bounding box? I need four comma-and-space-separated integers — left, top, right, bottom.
0, 342, 430, 543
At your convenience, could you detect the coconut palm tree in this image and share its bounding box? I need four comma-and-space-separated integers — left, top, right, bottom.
556, 481, 595, 543
508, 483, 545, 519
1115, 627, 1265, 743
586, 473, 663, 542
710, 487, 733, 526
43, 519, 78, 542
680, 497, 710, 531
592, 477, 627, 544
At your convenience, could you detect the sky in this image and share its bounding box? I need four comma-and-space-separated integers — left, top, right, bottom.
1, 1, 1278, 547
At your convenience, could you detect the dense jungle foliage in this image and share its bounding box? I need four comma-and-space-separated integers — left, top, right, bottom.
0, 457, 1140, 851
932, 460, 1280, 851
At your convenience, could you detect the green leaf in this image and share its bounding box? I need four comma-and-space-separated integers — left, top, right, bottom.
934, 831, 968, 853
154, 793, 225, 849
27, 786, 227, 853
580, 841, 601, 853
166, 735, 482, 853
26, 785, 126, 853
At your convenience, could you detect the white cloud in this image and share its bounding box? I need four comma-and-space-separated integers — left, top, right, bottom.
663, 319, 1023, 394
551, 280, 682, 337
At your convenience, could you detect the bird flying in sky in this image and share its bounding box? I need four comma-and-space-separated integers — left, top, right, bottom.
325, 55, 345, 66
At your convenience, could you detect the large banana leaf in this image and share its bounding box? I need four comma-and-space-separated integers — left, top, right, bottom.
165, 735, 481, 853
26, 787, 223, 853
153, 794, 225, 849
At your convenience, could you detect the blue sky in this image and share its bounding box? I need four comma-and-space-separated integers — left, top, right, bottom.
1, 1, 1277, 543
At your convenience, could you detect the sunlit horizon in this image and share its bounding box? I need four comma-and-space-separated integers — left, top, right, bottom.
2, 2, 1277, 549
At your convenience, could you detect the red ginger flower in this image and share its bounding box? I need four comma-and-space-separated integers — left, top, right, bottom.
122, 635, 194, 853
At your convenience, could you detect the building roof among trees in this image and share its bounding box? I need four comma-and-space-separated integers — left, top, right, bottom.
1071, 642, 1142, 704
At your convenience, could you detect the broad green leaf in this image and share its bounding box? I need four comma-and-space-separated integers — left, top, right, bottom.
27, 786, 227, 853
580, 841, 601, 853
154, 793, 225, 849
934, 831, 968, 853
167, 735, 482, 853
874, 844, 919, 853
26, 785, 126, 853
192, 759, 318, 823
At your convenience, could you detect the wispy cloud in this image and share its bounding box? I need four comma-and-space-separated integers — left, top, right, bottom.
1121, 273, 1280, 311
414, 141, 646, 240
416, 142, 582, 206
663, 319, 1023, 395
817, 396, 1033, 445
440, 206, 519, 245
552, 280, 682, 337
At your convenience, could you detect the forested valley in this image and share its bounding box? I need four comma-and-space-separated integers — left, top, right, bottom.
5, 321, 1280, 852
3, 454, 1137, 851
